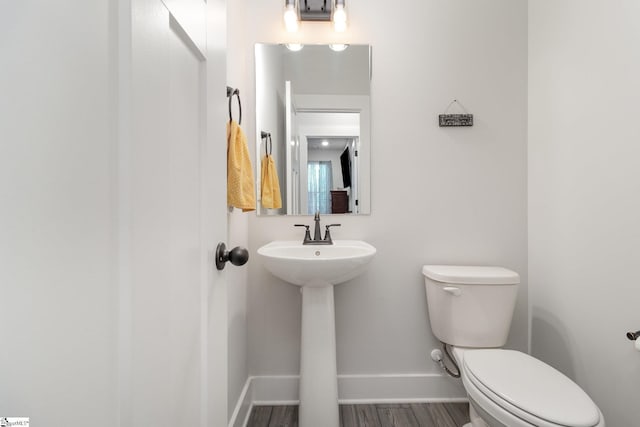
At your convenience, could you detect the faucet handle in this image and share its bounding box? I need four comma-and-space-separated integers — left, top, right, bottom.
295, 224, 312, 243
323, 224, 341, 243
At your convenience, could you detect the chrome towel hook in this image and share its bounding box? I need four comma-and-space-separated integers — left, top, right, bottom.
261, 131, 272, 156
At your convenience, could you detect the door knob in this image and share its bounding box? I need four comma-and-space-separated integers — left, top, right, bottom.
215, 243, 249, 270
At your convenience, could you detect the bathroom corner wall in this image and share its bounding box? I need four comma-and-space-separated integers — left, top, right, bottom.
229, 0, 528, 403
529, 2, 640, 425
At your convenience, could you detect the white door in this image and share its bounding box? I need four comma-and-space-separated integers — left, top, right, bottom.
124, 1, 227, 426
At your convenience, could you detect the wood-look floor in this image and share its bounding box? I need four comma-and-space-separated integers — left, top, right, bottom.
247, 402, 469, 427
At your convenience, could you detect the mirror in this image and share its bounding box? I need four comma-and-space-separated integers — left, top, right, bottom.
255, 43, 371, 216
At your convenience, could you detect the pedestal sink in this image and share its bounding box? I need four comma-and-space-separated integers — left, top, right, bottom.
257, 240, 376, 427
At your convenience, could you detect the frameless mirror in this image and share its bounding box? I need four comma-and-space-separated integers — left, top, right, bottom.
255, 43, 371, 216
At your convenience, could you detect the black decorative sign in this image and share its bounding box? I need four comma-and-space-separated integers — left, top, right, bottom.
439, 114, 474, 127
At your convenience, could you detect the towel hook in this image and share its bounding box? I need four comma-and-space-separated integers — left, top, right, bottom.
227, 86, 242, 125
261, 131, 272, 156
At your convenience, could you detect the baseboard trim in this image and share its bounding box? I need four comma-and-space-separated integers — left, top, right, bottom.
337, 373, 466, 402
228, 377, 253, 427
228, 372, 466, 426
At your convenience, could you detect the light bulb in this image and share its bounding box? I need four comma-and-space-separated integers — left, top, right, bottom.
284, 3, 299, 32
285, 43, 304, 52
322, 140, 329, 147
333, 4, 347, 32
329, 44, 349, 52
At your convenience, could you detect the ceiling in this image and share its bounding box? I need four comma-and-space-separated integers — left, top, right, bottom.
307, 137, 351, 151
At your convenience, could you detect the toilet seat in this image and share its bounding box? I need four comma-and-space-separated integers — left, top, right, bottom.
458, 349, 603, 427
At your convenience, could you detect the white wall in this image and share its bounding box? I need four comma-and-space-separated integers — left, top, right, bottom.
528, 2, 640, 425
228, 0, 528, 402
0, 2, 117, 425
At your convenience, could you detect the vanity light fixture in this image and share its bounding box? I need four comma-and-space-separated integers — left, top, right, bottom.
283, 0, 348, 33
321, 140, 329, 147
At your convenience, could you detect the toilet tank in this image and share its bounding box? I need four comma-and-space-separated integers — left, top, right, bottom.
423, 265, 520, 348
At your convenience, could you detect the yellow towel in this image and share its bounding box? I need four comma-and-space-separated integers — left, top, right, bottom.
261, 154, 282, 209
227, 120, 256, 212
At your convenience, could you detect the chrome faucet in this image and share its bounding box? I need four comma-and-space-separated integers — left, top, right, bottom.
294, 212, 341, 245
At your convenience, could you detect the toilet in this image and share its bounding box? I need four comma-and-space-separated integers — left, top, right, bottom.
423, 265, 605, 427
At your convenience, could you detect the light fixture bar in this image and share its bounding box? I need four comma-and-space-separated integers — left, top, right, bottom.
283, 0, 348, 33
299, 0, 332, 21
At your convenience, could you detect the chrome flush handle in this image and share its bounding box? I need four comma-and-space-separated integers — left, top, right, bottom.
626, 330, 640, 351
443, 287, 462, 297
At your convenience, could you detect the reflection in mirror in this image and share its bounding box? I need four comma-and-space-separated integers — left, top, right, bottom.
255, 43, 371, 216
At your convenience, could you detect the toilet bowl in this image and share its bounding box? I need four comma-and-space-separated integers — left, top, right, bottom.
423, 265, 604, 427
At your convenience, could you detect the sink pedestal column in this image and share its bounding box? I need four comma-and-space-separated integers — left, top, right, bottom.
299, 283, 339, 427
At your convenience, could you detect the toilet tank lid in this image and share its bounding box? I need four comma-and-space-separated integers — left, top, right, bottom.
422, 265, 520, 285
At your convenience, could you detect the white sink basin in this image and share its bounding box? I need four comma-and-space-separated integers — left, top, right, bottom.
257, 240, 376, 286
